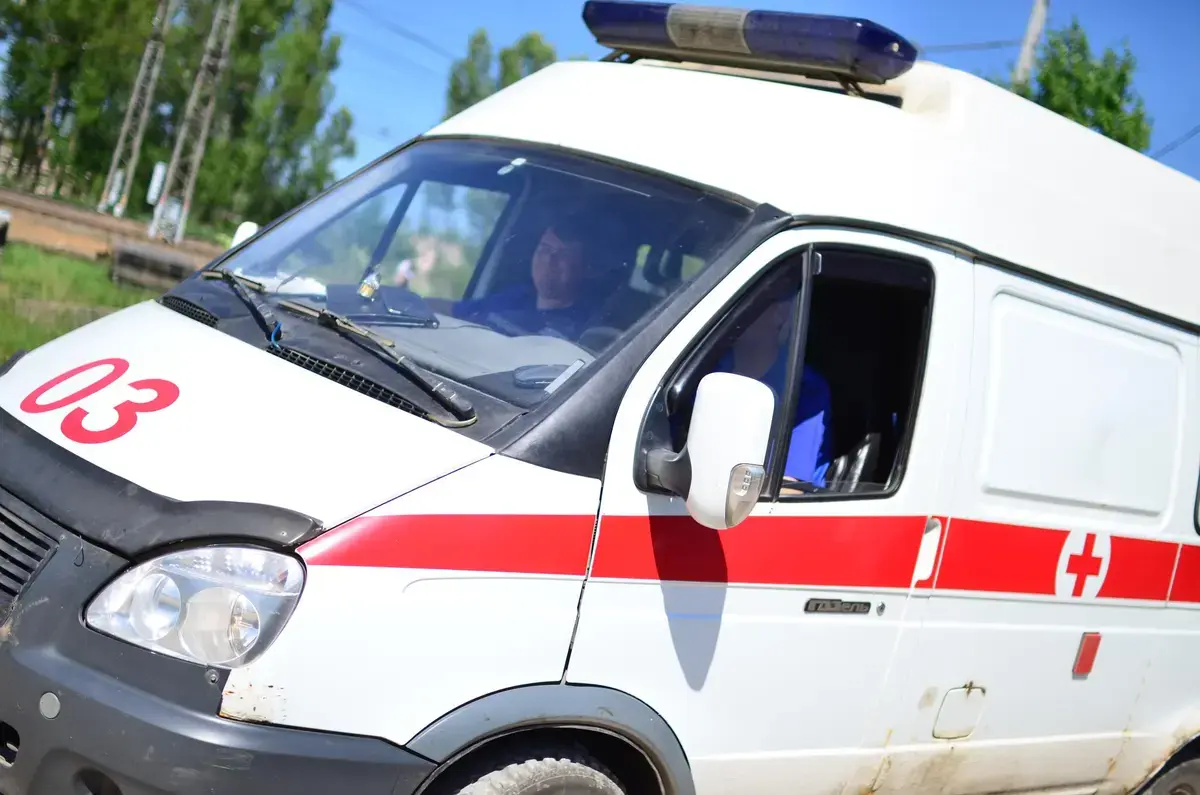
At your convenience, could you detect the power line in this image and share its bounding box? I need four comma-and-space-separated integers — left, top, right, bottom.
1152, 122, 1200, 161
919, 39, 1023, 54
337, 0, 457, 62
337, 27, 442, 79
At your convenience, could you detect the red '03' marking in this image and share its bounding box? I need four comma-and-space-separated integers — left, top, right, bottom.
19, 358, 179, 444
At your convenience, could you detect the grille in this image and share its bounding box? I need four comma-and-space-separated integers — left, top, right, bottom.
269, 346, 427, 418
160, 295, 219, 327
0, 501, 56, 622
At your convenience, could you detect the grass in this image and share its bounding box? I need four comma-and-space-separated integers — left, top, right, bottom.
0, 243, 159, 360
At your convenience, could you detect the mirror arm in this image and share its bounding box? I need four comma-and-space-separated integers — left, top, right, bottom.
646, 446, 692, 497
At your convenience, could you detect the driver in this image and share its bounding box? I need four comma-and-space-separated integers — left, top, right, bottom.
452, 219, 599, 340
717, 297, 833, 488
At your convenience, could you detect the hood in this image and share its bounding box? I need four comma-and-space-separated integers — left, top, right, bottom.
0, 300, 492, 549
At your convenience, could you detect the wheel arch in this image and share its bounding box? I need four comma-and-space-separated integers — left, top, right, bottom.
1126, 722, 1200, 795
407, 683, 695, 795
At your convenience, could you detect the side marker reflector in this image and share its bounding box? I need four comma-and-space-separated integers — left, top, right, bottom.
1073, 632, 1101, 678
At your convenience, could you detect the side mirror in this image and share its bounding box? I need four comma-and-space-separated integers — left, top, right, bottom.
231, 221, 260, 249
646, 371, 776, 530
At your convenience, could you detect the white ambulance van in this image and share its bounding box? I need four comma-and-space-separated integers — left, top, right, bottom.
2, 3, 1199, 794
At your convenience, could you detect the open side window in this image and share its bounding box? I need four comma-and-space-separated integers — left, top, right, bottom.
637, 243, 934, 502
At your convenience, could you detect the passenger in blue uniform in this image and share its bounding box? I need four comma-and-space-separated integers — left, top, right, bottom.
453, 220, 597, 340
716, 297, 833, 488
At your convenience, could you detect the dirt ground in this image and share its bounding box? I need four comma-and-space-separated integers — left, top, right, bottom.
0, 187, 225, 270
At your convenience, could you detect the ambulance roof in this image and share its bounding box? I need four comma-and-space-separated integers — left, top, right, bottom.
426, 57, 1200, 329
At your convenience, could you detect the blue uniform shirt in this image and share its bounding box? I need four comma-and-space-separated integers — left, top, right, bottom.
715, 349, 833, 487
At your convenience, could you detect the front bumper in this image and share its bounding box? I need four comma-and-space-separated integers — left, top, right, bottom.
0, 489, 434, 795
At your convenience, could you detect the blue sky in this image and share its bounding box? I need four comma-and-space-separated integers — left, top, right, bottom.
325, 0, 1200, 183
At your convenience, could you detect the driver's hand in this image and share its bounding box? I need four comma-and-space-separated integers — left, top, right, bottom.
781, 475, 818, 494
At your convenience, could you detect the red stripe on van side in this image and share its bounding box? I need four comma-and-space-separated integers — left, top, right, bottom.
1098, 535, 1177, 602
299, 514, 595, 576
589, 514, 927, 588
1168, 545, 1200, 604
934, 519, 1063, 596
301, 511, 1183, 603
935, 520, 1177, 601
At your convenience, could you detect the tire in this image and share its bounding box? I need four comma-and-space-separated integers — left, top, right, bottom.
1147, 758, 1200, 795
441, 749, 627, 795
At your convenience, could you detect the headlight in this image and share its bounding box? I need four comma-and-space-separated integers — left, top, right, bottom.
85, 546, 305, 669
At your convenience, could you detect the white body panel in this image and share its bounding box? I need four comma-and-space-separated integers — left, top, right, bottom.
869, 267, 1200, 795
221, 454, 601, 742
565, 230, 970, 794
0, 301, 490, 527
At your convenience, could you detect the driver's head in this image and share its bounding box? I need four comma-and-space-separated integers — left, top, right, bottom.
531, 219, 587, 309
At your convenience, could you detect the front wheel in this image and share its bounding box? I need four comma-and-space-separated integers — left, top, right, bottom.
441, 749, 626, 795
1146, 758, 1200, 795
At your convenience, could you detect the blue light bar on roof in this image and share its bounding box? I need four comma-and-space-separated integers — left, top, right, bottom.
582, 0, 917, 84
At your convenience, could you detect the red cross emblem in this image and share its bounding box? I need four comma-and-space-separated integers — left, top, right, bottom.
1067, 534, 1104, 597
1056, 531, 1110, 599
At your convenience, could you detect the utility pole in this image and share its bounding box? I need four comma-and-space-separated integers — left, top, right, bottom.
148, 0, 240, 244
98, 0, 177, 217
1012, 0, 1049, 86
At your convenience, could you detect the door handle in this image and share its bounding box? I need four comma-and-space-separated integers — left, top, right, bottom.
912, 516, 943, 586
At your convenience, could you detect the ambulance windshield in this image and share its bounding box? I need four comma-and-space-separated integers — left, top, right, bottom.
221, 138, 752, 407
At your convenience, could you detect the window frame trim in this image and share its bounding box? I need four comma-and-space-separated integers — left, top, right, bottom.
763, 245, 816, 500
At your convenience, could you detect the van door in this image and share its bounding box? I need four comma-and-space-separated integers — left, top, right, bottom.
565, 229, 966, 795
869, 263, 1193, 795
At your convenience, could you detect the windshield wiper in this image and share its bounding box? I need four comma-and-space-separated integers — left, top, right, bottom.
201, 268, 284, 346
276, 299, 476, 425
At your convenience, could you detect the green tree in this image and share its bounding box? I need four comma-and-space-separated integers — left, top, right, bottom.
433, 29, 558, 221
1003, 18, 1151, 152
443, 29, 557, 119
202, 0, 355, 224
0, 0, 356, 229
0, 0, 125, 188
56, 0, 162, 195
